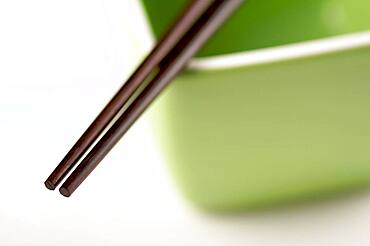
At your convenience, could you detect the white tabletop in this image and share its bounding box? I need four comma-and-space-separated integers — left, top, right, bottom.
1, 0, 370, 245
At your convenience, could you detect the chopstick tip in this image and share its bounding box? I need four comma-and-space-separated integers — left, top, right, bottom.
59, 187, 71, 197
44, 180, 56, 190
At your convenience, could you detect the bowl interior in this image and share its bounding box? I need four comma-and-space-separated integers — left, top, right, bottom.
141, 0, 370, 57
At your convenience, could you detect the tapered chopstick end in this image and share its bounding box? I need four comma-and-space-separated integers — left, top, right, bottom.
44, 180, 56, 190
59, 187, 71, 197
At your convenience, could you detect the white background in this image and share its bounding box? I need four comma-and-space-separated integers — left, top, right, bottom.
0, 0, 370, 245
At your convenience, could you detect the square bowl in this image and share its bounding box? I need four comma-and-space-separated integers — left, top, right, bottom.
141, 0, 370, 211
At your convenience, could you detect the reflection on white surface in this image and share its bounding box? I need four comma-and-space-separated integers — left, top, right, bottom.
0, 0, 370, 245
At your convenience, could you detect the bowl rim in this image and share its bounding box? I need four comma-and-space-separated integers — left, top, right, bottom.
138, 2, 370, 71
189, 31, 370, 71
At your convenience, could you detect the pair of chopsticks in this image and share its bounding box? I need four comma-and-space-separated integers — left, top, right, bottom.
45, 0, 243, 197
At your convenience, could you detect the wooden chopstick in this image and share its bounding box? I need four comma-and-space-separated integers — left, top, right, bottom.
58, 0, 243, 197
44, 0, 215, 190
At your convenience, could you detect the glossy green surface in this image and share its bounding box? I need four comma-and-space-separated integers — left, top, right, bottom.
142, 0, 370, 211
141, 0, 370, 57
152, 47, 370, 211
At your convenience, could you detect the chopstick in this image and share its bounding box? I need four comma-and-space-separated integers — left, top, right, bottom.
44, 0, 214, 190
59, 0, 243, 197
46, 0, 243, 197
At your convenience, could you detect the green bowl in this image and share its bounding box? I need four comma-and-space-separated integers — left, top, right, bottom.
141, 0, 370, 211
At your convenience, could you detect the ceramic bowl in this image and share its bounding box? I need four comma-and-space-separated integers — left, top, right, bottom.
141, 0, 370, 211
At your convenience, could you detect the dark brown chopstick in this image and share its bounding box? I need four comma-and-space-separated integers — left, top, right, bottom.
44, 0, 214, 190
58, 0, 243, 197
